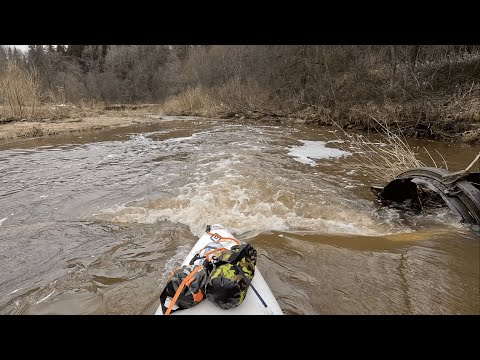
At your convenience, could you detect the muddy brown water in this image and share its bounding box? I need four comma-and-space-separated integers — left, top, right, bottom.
0, 116, 478, 315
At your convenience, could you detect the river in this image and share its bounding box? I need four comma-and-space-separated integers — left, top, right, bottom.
0, 116, 478, 314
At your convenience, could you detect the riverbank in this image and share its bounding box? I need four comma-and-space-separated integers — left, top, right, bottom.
1, 101, 479, 144
2, 46, 479, 145
0, 105, 164, 144
157, 49, 480, 145
161, 91, 480, 144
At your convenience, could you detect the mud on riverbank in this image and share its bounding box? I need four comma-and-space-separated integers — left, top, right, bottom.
164, 103, 480, 145
160, 83, 480, 145
0, 105, 164, 144
1, 101, 479, 144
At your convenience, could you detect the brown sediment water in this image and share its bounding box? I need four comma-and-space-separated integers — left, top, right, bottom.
0, 116, 478, 314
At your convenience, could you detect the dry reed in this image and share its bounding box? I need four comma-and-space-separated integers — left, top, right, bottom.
332, 115, 428, 183
0, 62, 42, 120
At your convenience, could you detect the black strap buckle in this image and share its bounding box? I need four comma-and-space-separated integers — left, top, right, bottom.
189, 253, 202, 265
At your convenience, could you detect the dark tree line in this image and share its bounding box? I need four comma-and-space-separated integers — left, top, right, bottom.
0, 45, 479, 109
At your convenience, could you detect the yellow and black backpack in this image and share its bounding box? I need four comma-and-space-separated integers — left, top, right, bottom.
205, 243, 257, 309
160, 233, 260, 313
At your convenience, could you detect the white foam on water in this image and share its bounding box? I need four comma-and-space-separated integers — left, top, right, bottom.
35, 290, 56, 305
92, 133, 389, 238
288, 140, 351, 166
97, 178, 382, 238
166, 136, 196, 143
0, 217, 8, 226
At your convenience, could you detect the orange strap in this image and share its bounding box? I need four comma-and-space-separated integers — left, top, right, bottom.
196, 240, 232, 255
204, 247, 228, 261
192, 291, 203, 302
207, 232, 240, 245
165, 265, 204, 315
194, 232, 240, 257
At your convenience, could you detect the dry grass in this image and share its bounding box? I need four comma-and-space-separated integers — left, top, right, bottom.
332, 116, 429, 183
102, 104, 164, 118
162, 81, 274, 118
0, 61, 87, 122
0, 104, 92, 122
161, 81, 480, 144
162, 87, 226, 117
103, 103, 162, 112
0, 62, 42, 120
462, 128, 480, 143
0, 61, 165, 123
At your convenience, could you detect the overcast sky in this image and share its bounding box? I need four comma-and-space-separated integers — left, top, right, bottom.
2, 45, 29, 52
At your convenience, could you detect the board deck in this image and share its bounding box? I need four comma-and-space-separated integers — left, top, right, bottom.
156, 224, 283, 315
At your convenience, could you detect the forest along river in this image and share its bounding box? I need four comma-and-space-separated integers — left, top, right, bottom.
0, 116, 478, 314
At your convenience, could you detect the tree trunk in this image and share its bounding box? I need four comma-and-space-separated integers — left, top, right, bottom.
410, 45, 419, 68
300, 45, 307, 103
390, 45, 397, 89
322, 45, 336, 107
